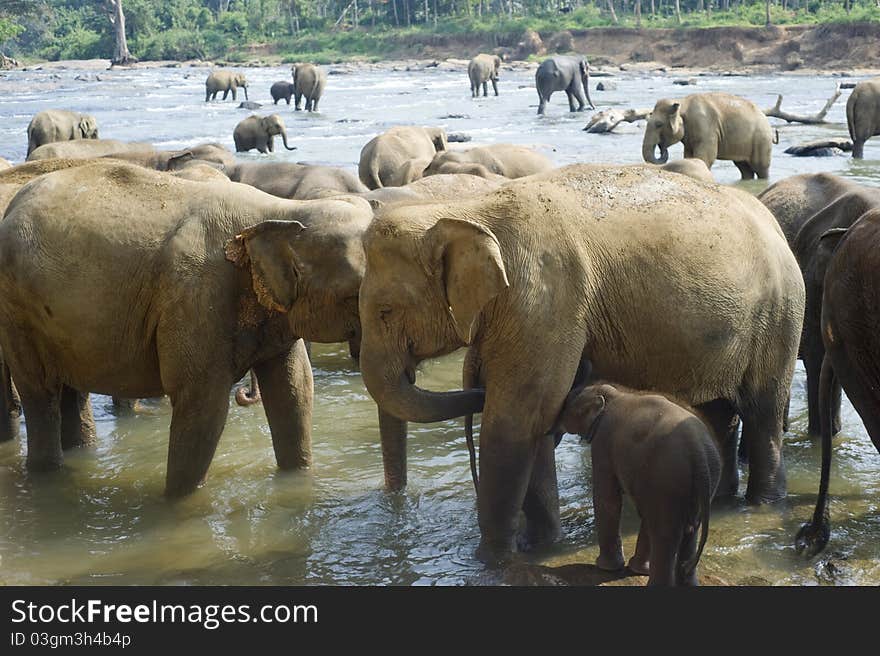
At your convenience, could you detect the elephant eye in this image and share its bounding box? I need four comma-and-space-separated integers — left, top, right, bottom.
379, 307, 393, 323
654, 121, 664, 128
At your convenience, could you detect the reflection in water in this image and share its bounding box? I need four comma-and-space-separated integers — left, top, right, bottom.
0, 67, 879, 585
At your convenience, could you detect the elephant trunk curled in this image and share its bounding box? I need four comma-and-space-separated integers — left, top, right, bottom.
642, 139, 669, 165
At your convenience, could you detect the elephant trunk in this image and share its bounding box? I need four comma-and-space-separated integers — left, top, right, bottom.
642, 140, 669, 165
281, 129, 296, 151
243, 85, 248, 101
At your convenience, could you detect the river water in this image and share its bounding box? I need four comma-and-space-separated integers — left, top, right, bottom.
0, 62, 878, 586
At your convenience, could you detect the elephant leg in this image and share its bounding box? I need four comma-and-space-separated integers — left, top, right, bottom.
254, 340, 313, 470
537, 94, 547, 116
565, 90, 577, 113
518, 433, 561, 551
852, 139, 865, 159
754, 163, 770, 179
164, 382, 231, 498
697, 398, 740, 498
205, 91, 211, 102
675, 527, 700, 586
491, 79, 498, 96
741, 385, 787, 504
734, 161, 755, 180
627, 523, 651, 575
18, 381, 64, 472
295, 93, 302, 110
593, 465, 625, 571
0, 355, 21, 442
60, 386, 96, 450
645, 522, 678, 586
231, 88, 237, 101
482, 81, 488, 97
312, 98, 320, 111
222, 89, 229, 100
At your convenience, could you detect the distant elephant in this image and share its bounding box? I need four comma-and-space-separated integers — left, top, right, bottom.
292, 63, 326, 112
205, 70, 249, 102
559, 383, 721, 586
26, 109, 99, 157
0, 157, 11, 171
27, 139, 155, 162
359, 172, 504, 210
357, 164, 803, 564
535, 55, 594, 115
468, 54, 502, 98
103, 143, 236, 171
0, 161, 372, 497
642, 92, 773, 179
271, 81, 296, 105
233, 114, 297, 154
796, 208, 880, 556
846, 78, 880, 159
226, 161, 367, 200
358, 126, 447, 189
422, 144, 553, 180
759, 173, 880, 437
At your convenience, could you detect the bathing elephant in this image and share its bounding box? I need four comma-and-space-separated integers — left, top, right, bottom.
642, 92, 773, 179
27, 139, 155, 162
292, 63, 326, 112
226, 161, 367, 200
846, 78, 880, 159
358, 164, 803, 564
796, 208, 880, 556
0, 161, 372, 497
271, 81, 296, 105
359, 172, 504, 210
358, 126, 447, 189
559, 383, 721, 586
422, 144, 553, 180
233, 114, 297, 154
103, 143, 236, 172
759, 173, 880, 437
205, 70, 248, 102
468, 54, 502, 98
535, 55, 594, 115
26, 109, 99, 157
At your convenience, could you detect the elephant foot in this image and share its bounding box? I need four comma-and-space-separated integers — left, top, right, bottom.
596, 550, 626, 572
475, 538, 516, 568
795, 517, 830, 558
515, 521, 560, 554
627, 556, 650, 576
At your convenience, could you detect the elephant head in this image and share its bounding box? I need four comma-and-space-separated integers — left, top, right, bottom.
426, 127, 448, 153
642, 99, 685, 165
559, 383, 616, 439
262, 114, 297, 151
359, 210, 497, 488
235, 73, 249, 100
492, 55, 502, 79
78, 115, 99, 140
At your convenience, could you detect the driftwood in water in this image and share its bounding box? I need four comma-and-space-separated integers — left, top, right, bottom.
785, 138, 853, 157
764, 83, 842, 124
583, 108, 651, 133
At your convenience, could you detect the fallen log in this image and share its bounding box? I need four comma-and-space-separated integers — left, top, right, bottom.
785, 138, 853, 157
764, 83, 841, 124
583, 107, 651, 133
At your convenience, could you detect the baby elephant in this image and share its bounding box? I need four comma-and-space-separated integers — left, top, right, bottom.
560, 383, 721, 586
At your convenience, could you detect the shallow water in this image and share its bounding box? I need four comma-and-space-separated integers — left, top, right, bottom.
0, 64, 878, 585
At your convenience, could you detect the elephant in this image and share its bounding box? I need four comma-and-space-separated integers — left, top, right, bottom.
535, 55, 594, 115
26, 109, 99, 157
358, 164, 803, 563
291, 63, 326, 112
27, 139, 155, 162
796, 208, 880, 556
205, 70, 249, 102
233, 114, 297, 154
846, 78, 880, 159
226, 161, 367, 200
468, 54, 502, 98
359, 172, 504, 210
759, 173, 880, 437
559, 383, 721, 586
0, 157, 11, 171
655, 158, 714, 184
102, 143, 237, 172
271, 81, 296, 105
642, 92, 773, 180
358, 126, 448, 189
422, 144, 553, 180
0, 161, 372, 497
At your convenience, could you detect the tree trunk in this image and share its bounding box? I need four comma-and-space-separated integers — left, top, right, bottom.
674, 0, 681, 23
108, 0, 133, 66
635, 0, 641, 25
606, 0, 618, 23
765, 0, 771, 25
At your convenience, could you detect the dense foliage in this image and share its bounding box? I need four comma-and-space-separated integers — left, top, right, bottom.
1, 0, 879, 62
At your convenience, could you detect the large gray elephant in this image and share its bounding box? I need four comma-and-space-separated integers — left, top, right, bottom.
535, 55, 594, 115
358, 126, 447, 189
26, 109, 99, 157
226, 161, 367, 200
642, 92, 773, 179
205, 70, 248, 102
0, 161, 372, 497
292, 63, 326, 112
846, 78, 880, 159
468, 54, 502, 98
233, 114, 297, 154
357, 164, 803, 563
422, 144, 553, 180
27, 138, 155, 162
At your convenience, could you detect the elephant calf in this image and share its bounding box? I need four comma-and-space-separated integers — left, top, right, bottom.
468, 54, 502, 98
233, 114, 297, 154
560, 383, 721, 586
422, 144, 553, 180
271, 81, 295, 105
846, 77, 880, 159
27, 109, 99, 157
358, 126, 447, 189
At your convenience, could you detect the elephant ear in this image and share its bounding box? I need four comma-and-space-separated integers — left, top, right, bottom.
579, 59, 588, 76
424, 217, 509, 345
225, 220, 307, 313
666, 102, 681, 116
78, 116, 96, 138
166, 150, 195, 170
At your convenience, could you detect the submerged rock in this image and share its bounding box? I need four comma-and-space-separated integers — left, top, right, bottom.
238, 101, 262, 110
785, 138, 852, 156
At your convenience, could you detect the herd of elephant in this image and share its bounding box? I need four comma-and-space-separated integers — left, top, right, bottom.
3, 58, 880, 587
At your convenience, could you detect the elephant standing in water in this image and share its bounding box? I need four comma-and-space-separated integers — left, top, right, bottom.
468, 54, 502, 98
0, 161, 372, 497
27, 109, 99, 157
358, 126, 447, 189
358, 164, 803, 563
292, 63, 326, 112
535, 55, 594, 115
642, 92, 773, 179
233, 114, 297, 154
205, 70, 249, 102
847, 78, 880, 159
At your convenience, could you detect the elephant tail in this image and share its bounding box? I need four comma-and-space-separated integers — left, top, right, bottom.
772, 129, 779, 145
26, 126, 37, 157
846, 98, 856, 142
679, 454, 714, 583
366, 161, 383, 189
235, 370, 262, 406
